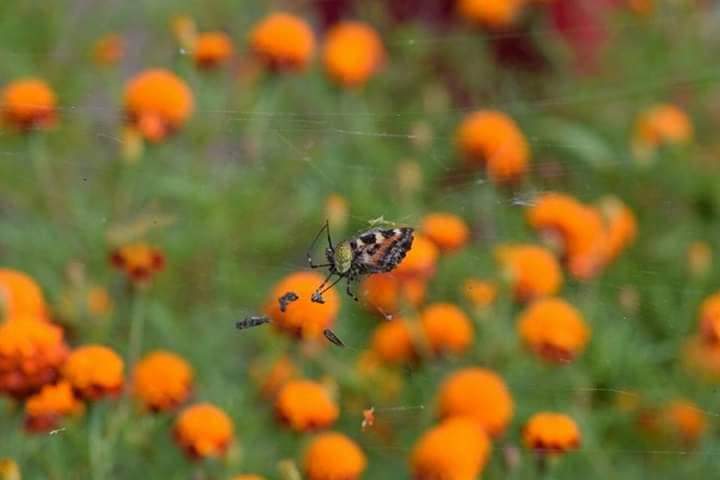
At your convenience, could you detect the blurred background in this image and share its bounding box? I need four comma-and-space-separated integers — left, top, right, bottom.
1, 0, 720, 478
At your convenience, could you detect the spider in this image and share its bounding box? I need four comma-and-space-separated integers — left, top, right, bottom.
306, 220, 414, 303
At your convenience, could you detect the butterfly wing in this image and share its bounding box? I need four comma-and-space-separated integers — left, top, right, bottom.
352, 227, 414, 274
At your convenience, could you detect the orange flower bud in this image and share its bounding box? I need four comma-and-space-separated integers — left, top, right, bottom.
174, 402, 234, 459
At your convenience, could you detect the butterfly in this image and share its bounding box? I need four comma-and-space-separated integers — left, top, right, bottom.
307, 221, 414, 302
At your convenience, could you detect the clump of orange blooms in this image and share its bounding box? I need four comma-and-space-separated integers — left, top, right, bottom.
249, 13, 315, 71
456, 0, 527, 29
1, 78, 57, 131
462, 278, 498, 309
495, 244, 562, 301
110, 242, 165, 284
252, 355, 297, 399
421, 212, 470, 252
411, 417, 491, 480
698, 292, 720, 344
322, 21, 384, 88
264, 271, 339, 341
361, 274, 426, 315
124, 69, 194, 142
0, 317, 69, 398
0, 268, 48, 320
93, 34, 124, 66
517, 298, 590, 363
133, 350, 193, 411
597, 196, 637, 261
193, 32, 234, 69
393, 233, 439, 279
683, 335, 720, 381
650, 400, 707, 445
420, 303, 474, 355
62, 345, 124, 400
437, 367, 514, 437
304, 432, 366, 480
174, 402, 234, 459
371, 318, 416, 364
456, 110, 530, 183
275, 379, 339, 431
523, 412, 580, 456
632, 103, 692, 160
527, 193, 607, 278
24, 380, 84, 433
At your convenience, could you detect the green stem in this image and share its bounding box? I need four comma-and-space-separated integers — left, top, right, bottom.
28, 133, 62, 220
127, 292, 146, 375
88, 404, 108, 480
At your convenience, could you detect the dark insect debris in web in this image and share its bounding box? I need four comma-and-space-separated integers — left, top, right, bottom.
235, 315, 270, 330
323, 328, 344, 347
311, 292, 326, 304
278, 291, 299, 312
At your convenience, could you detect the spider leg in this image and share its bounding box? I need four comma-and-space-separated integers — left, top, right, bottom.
306, 221, 333, 268
346, 275, 359, 302
313, 270, 336, 294
313, 274, 345, 302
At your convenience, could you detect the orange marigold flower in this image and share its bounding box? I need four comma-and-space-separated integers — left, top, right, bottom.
62, 345, 124, 400
463, 278, 497, 309
124, 69, 194, 142
683, 335, 720, 381
1, 78, 57, 131
24, 380, 84, 433
0, 268, 48, 321
698, 292, 720, 344
0, 459, 20, 480
87, 286, 113, 317
371, 318, 416, 364
0, 318, 69, 398
133, 350, 193, 411
109, 242, 165, 284
174, 402, 234, 459
304, 432, 366, 480
322, 21, 384, 88
437, 367, 513, 437
597, 196, 637, 261
249, 13, 315, 71
394, 234, 438, 279
688, 241, 712, 278
361, 273, 426, 315
231, 475, 266, 480
253, 355, 297, 399
193, 32, 234, 69
421, 213, 470, 252
661, 399, 706, 445
325, 193, 349, 232
275, 379, 339, 431
420, 303, 474, 355
457, 0, 527, 28
171, 15, 198, 52
264, 271, 339, 341
495, 244, 562, 301
456, 110, 530, 183
523, 412, 580, 455
410, 417, 491, 480
92, 33, 124, 66
527, 192, 609, 279
632, 103, 692, 159
518, 298, 590, 363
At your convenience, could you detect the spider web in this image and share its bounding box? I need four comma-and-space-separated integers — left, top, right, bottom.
1, 0, 720, 478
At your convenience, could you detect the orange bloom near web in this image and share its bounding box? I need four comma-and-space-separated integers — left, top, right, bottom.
193, 32, 234, 69
322, 21, 384, 88
456, 0, 527, 28
264, 271, 339, 341
632, 103, 692, 157
109, 242, 165, 284
304, 432, 367, 480
495, 244, 563, 301
523, 412, 580, 456
597, 196, 637, 261
437, 367, 514, 437
133, 350, 194, 411
249, 12, 315, 71
0, 268, 48, 320
462, 278, 497, 308
410, 417, 491, 480
174, 402, 234, 460
1, 78, 57, 131
361, 273, 426, 315
393, 234, 439, 279
275, 379, 339, 432
124, 69, 194, 142
24, 380, 84, 433
93, 33, 124, 66
371, 318, 416, 364
456, 110, 530, 183
661, 400, 707, 445
421, 213, 470, 252
518, 298, 590, 363
420, 303, 474, 355
698, 292, 720, 344
62, 345, 124, 400
0, 317, 69, 398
